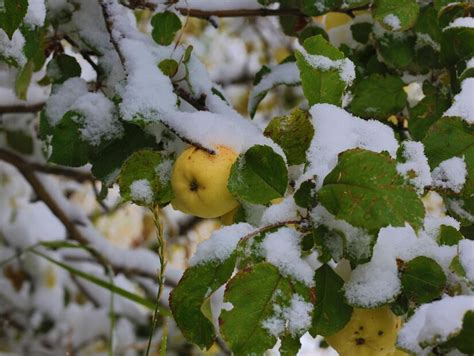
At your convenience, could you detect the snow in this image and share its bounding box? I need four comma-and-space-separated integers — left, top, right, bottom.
261, 228, 315, 287
383, 14, 401, 31
162, 110, 286, 157
25, 0, 46, 27
423, 215, 460, 240
304, 104, 398, 189
397, 295, 474, 355
444, 78, 474, 123
175, 0, 263, 10
262, 294, 312, 337
155, 159, 173, 185
302, 51, 355, 85
189, 223, 254, 266
444, 17, 474, 30
70, 92, 123, 146
459, 239, 474, 284
45, 78, 89, 125
248, 62, 300, 115
431, 156, 467, 193
261, 196, 299, 226
447, 198, 474, 224
396, 141, 432, 194
0, 29, 26, 66
129, 179, 153, 205
344, 225, 457, 307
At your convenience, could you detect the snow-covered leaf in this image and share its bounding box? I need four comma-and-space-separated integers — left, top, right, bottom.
0, 0, 28, 38
373, 0, 420, 32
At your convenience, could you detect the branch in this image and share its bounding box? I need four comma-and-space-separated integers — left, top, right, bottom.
0, 103, 45, 113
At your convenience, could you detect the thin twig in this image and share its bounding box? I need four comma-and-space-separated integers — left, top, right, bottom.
99, 0, 127, 67
0, 103, 45, 113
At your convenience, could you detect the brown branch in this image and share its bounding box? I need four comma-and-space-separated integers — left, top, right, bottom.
241, 219, 303, 243
0, 103, 45, 113
99, 0, 127, 67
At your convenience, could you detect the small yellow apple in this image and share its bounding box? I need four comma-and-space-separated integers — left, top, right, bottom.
326, 307, 404, 356
171, 145, 239, 218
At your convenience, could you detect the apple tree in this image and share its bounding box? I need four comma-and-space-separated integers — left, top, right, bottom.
0, 0, 474, 355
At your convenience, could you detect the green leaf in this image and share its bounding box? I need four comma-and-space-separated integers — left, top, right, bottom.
15, 60, 33, 100
401, 256, 446, 303
408, 83, 450, 141
446, 310, 474, 354
158, 58, 178, 77
298, 26, 329, 45
351, 23, 373, 44
91, 124, 157, 184
228, 145, 288, 204
390, 293, 409, 316
0, 0, 28, 39
423, 117, 474, 196
301, 0, 342, 16
49, 111, 92, 167
280, 334, 301, 356
46, 54, 82, 84
318, 149, 425, 234
373, 0, 420, 32
311, 264, 353, 337
21, 26, 46, 70
441, 26, 474, 65
264, 108, 314, 165
438, 225, 463, 246
220, 263, 292, 356
294, 179, 318, 210
296, 35, 350, 107
118, 149, 173, 206
151, 11, 182, 46
348, 74, 407, 120
31, 249, 162, 313
6, 129, 33, 154
170, 255, 237, 350
377, 33, 416, 71
449, 255, 466, 278
413, 5, 442, 46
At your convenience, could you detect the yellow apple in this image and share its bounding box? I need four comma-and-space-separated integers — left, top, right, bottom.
171, 145, 239, 218
326, 307, 404, 356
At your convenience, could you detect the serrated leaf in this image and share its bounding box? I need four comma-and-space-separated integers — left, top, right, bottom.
170, 255, 236, 350
49, 111, 92, 167
373, 0, 420, 32
220, 263, 292, 356
91, 124, 157, 184
348, 74, 407, 120
118, 149, 172, 206
228, 145, 288, 204
311, 264, 353, 337
6, 129, 33, 154
264, 108, 314, 165
438, 225, 463, 246
46, 54, 82, 84
401, 256, 446, 303
0, 0, 28, 39
151, 11, 182, 46
296, 35, 350, 107
408, 83, 450, 141
318, 149, 425, 234
423, 117, 474, 196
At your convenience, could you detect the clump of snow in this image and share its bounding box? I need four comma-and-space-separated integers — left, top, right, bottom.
444, 78, 474, 123
70, 92, 123, 145
383, 14, 401, 30
190, 223, 254, 266
155, 159, 173, 185
446, 198, 474, 224
45, 78, 89, 125
396, 141, 432, 194
303, 104, 398, 189
459, 239, 474, 284
262, 294, 312, 337
311, 205, 373, 262
129, 179, 153, 205
162, 110, 286, 157
25, 0, 46, 27
261, 196, 298, 226
444, 17, 474, 30
397, 295, 474, 354
344, 225, 457, 307
423, 215, 460, 240
302, 51, 355, 85
0, 30, 26, 66
261, 228, 315, 287
248, 62, 300, 115
431, 156, 467, 193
